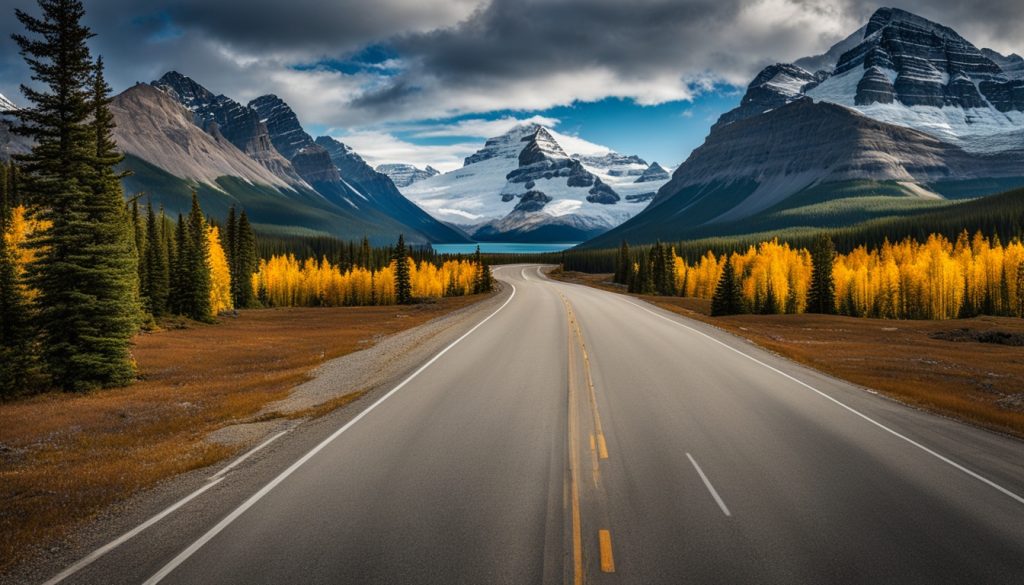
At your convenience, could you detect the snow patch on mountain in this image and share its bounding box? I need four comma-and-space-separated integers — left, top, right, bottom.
0, 93, 16, 112
401, 124, 669, 240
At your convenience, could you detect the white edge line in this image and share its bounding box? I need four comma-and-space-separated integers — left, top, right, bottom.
686, 452, 731, 517
41, 478, 225, 585
141, 280, 519, 585
209, 430, 288, 480
624, 298, 1024, 507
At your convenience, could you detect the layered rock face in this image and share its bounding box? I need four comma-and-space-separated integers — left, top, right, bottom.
375, 163, 440, 187
832, 8, 1015, 110
152, 72, 300, 183
248, 95, 342, 187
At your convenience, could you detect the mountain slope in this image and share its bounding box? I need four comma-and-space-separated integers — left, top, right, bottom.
401, 124, 670, 242
112, 82, 467, 244
587, 7, 1024, 247
587, 98, 1024, 246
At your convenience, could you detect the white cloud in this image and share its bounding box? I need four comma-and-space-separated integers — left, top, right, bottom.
331, 130, 481, 172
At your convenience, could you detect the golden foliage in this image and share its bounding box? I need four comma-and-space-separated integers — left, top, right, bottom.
674, 233, 1024, 319
3, 205, 48, 300
252, 255, 483, 307
207, 226, 233, 314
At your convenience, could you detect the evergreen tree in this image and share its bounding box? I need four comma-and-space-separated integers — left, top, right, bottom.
143, 202, 169, 315
224, 206, 238, 303
445, 271, 459, 297
711, 258, 743, 316
132, 197, 145, 295
14, 4, 141, 390
184, 192, 212, 321
234, 211, 257, 308
614, 240, 630, 284
394, 234, 412, 304
170, 214, 187, 315
806, 233, 837, 314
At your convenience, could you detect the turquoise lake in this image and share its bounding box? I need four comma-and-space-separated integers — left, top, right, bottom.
431, 242, 580, 255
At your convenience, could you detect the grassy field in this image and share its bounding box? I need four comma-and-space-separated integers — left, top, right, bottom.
0, 295, 485, 574
552, 270, 1024, 439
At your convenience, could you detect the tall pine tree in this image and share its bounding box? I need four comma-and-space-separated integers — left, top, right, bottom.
711, 258, 743, 316
806, 233, 837, 315
143, 202, 169, 316
184, 192, 212, 321
394, 234, 412, 304
14, 2, 139, 390
234, 210, 257, 308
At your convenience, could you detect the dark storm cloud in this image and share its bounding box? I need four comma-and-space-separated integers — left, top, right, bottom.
0, 0, 1022, 125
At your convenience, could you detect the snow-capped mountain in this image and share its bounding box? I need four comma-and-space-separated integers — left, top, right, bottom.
110, 73, 467, 244
589, 7, 1024, 247
720, 7, 1024, 151
401, 124, 670, 242
376, 163, 440, 188
0, 93, 16, 112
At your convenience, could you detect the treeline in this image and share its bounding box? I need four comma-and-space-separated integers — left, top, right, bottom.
253, 244, 494, 308
258, 234, 442, 271
127, 195, 257, 321
612, 234, 1024, 320
563, 186, 1024, 273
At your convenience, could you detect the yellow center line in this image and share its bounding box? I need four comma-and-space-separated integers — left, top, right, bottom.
599, 530, 616, 573
562, 295, 584, 585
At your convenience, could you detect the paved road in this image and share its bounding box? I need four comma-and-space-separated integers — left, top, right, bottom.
45, 265, 1024, 584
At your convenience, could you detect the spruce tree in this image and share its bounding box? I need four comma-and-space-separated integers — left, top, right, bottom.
225, 206, 238, 304
185, 192, 212, 321
614, 240, 630, 284
711, 259, 743, 316
393, 234, 412, 304
14, 3, 141, 390
143, 202, 169, 316
806, 233, 836, 314
170, 214, 188, 315
234, 211, 257, 308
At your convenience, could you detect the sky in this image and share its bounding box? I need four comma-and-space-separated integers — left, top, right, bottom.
1, 0, 1023, 171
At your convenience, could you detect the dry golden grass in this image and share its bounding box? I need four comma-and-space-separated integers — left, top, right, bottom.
0, 296, 484, 573
554, 270, 1024, 439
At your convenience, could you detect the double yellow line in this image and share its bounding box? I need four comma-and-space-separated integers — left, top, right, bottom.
562, 294, 615, 583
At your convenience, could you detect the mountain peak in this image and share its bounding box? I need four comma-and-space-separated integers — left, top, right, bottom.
865, 7, 958, 39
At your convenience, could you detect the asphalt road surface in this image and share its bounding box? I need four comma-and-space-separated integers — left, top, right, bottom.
43, 265, 1024, 584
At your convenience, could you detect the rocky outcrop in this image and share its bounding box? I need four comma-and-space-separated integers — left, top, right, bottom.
586, 179, 620, 204
574, 153, 647, 176
832, 8, 1018, 110
376, 163, 440, 187
714, 63, 819, 129
152, 72, 301, 184
248, 94, 317, 161
513, 190, 552, 212
110, 83, 295, 188
635, 162, 670, 183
